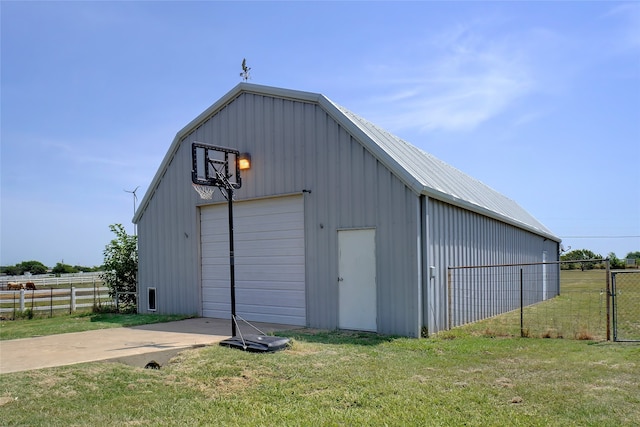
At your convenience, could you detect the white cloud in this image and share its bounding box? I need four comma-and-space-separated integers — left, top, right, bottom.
604, 3, 640, 52
513, 109, 550, 127
364, 25, 535, 133
39, 139, 130, 168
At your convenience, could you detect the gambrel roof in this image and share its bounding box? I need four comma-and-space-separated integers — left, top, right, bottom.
134, 83, 558, 241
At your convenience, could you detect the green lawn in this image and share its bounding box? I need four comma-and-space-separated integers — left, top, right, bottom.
1, 270, 638, 425
459, 270, 615, 340
0, 312, 192, 340
0, 329, 638, 426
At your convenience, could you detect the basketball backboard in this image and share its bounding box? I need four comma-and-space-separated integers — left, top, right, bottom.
191, 142, 242, 190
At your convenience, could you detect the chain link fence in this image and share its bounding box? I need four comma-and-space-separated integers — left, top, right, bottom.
612, 271, 640, 342
448, 260, 612, 340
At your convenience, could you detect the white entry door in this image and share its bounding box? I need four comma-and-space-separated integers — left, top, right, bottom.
338, 229, 377, 331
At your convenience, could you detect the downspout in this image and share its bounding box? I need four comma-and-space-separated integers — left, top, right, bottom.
419, 195, 429, 337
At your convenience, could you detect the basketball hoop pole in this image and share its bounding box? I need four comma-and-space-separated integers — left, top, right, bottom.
227, 186, 237, 337
191, 142, 243, 338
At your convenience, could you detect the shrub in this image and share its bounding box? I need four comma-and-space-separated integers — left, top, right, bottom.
101, 224, 138, 310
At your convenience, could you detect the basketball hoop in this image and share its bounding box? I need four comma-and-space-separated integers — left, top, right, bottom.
192, 183, 215, 200
191, 141, 244, 337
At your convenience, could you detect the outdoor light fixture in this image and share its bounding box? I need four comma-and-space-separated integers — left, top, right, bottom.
238, 153, 251, 170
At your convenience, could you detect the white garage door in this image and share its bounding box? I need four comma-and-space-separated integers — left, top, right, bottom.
200, 195, 306, 325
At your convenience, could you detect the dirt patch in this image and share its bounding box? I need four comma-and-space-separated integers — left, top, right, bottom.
0, 396, 17, 406
495, 377, 516, 388
104, 346, 202, 369
412, 374, 429, 383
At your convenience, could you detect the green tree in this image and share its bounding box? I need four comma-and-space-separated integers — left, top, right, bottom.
560, 249, 602, 270
101, 224, 138, 311
73, 265, 101, 272
21, 260, 49, 275
625, 251, 640, 268
52, 263, 79, 275
625, 251, 640, 260
608, 253, 625, 269
1, 265, 20, 276
10, 260, 49, 275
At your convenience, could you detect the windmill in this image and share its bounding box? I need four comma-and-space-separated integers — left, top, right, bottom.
240, 58, 251, 81
124, 186, 140, 236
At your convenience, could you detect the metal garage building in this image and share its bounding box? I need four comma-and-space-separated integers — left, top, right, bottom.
133, 83, 561, 337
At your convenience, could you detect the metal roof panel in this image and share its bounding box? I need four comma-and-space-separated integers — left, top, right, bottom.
134, 83, 558, 241
330, 101, 558, 240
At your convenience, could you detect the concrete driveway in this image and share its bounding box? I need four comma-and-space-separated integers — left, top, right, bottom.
0, 318, 295, 374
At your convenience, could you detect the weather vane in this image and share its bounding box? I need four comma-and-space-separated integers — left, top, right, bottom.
240, 58, 251, 81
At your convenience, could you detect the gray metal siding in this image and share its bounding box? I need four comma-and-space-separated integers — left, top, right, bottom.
136, 85, 558, 338
425, 198, 560, 333
137, 140, 200, 316
298, 104, 421, 336
137, 92, 422, 336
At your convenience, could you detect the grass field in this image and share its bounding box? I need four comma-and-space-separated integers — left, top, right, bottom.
0, 329, 638, 426
458, 270, 625, 340
0, 271, 638, 425
0, 313, 191, 341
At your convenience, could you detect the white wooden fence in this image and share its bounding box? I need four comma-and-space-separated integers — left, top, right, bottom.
0, 272, 104, 289
0, 286, 112, 315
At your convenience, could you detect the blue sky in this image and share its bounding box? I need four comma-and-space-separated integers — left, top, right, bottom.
1, 1, 639, 268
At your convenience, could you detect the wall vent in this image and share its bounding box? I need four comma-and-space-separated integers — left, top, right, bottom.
148, 287, 157, 311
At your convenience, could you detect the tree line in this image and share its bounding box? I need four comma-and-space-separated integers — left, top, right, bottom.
0, 260, 102, 276
560, 249, 640, 270
1, 224, 137, 313
3, 227, 636, 316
